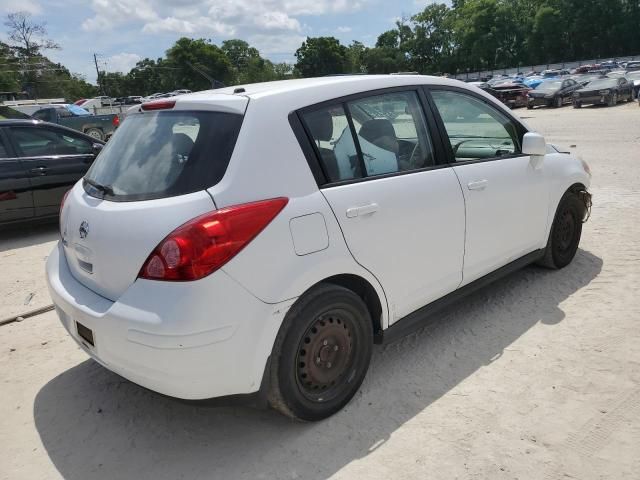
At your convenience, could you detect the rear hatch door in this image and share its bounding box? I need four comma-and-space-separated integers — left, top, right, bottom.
61, 95, 247, 301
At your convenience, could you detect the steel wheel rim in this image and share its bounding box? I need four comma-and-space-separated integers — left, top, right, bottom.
296, 310, 354, 402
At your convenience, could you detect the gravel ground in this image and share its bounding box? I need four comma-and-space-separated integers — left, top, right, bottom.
1, 101, 639, 480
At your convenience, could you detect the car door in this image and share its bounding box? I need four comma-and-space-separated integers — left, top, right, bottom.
427, 88, 550, 286
299, 89, 466, 322
7, 125, 97, 218
0, 128, 34, 223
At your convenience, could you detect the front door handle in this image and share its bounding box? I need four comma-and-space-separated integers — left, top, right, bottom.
30, 166, 48, 175
346, 203, 379, 218
467, 180, 488, 191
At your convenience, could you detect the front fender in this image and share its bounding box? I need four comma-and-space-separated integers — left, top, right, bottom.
542, 152, 591, 241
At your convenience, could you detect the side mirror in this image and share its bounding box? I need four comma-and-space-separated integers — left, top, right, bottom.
92, 143, 104, 156
522, 132, 547, 157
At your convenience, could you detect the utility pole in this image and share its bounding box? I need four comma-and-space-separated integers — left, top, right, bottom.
93, 53, 103, 94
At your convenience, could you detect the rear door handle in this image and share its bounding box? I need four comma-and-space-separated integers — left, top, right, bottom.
346, 203, 379, 218
30, 166, 48, 175
467, 180, 488, 191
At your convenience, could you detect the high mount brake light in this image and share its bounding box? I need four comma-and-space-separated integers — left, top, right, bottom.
141, 99, 176, 111
139, 198, 289, 281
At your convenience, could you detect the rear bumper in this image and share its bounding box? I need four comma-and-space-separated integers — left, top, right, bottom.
46, 242, 294, 400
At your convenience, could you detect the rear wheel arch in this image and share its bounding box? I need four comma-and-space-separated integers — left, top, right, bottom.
320, 274, 384, 342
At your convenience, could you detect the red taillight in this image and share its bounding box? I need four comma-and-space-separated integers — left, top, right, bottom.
141, 99, 176, 111
139, 198, 289, 281
112, 114, 120, 127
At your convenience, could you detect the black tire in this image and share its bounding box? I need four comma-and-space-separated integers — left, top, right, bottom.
268, 284, 373, 421
608, 93, 618, 107
538, 192, 584, 269
555, 96, 563, 108
527, 104, 533, 110
85, 128, 104, 141
573, 101, 582, 109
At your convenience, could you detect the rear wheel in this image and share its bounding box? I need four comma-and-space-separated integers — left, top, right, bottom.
268, 284, 373, 421
527, 104, 533, 110
573, 101, 582, 109
538, 193, 584, 270
85, 128, 104, 141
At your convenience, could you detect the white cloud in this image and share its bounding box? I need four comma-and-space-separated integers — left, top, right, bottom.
104, 52, 142, 73
82, 0, 367, 35
337, 26, 352, 33
1, 0, 42, 14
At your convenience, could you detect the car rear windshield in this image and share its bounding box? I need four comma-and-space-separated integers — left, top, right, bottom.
83, 111, 243, 202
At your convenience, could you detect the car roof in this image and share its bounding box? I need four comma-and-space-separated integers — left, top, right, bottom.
217, 75, 456, 97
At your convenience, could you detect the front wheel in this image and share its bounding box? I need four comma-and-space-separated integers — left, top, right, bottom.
555, 96, 563, 108
573, 101, 582, 109
538, 192, 585, 269
268, 284, 373, 421
608, 93, 618, 107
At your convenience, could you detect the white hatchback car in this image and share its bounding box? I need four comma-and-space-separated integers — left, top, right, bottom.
47, 75, 592, 421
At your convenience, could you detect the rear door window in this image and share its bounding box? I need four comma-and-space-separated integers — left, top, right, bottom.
83, 111, 243, 201
301, 90, 435, 183
9, 126, 94, 157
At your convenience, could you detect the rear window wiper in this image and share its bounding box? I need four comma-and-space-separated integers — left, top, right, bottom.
84, 177, 115, 197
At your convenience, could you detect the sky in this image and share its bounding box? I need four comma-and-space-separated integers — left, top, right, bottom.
0, 0, 446, 83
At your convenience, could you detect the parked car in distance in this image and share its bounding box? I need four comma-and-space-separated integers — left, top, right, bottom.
0, 119, 103, 225
46, 75, 592, 421
29, 104, 119, 141
572, 77, 634, 107
113, 96, 143, 106
625, 61, 640, 71
599, 61, 619, 70
488, 82, 531, 108
527, 78, 582, 109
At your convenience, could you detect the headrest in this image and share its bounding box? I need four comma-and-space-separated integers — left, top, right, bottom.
359, 119, 397, 144
172, 133, 194, 157
306, 110, 333, 141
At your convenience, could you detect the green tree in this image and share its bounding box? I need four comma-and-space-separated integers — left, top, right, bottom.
363, 47, 406, 74
409, 3, 455, 73
346, 41, 368, 73
294, 37, 348, 77
165, 37, 233, 90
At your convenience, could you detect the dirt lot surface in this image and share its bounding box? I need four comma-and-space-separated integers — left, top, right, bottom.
1, 101, 639, 480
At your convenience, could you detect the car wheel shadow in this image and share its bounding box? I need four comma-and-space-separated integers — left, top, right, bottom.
34, 249, 602, 480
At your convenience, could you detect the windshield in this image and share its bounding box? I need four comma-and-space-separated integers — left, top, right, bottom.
84, 110, 243, 202
536, 81, 562, 91
66, 104, 91, 116
585, 79, 616, 89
